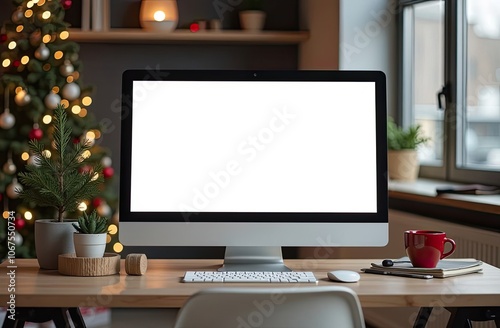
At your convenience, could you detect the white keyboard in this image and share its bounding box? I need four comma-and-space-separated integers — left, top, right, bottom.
183, 271, 318, 283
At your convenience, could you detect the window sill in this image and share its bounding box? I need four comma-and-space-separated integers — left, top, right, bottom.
388, 178, 500, 231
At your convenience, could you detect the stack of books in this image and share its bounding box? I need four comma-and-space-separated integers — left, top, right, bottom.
363, 258, 483, 279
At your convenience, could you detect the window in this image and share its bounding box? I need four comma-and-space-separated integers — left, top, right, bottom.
400, 0, 500, 184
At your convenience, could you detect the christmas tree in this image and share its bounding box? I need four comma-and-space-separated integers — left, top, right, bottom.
0, 0, 118, 259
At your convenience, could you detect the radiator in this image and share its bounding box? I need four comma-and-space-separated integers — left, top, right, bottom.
362, 209, 500, 328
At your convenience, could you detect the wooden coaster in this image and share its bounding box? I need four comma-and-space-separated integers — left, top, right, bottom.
125, 253, 148, 275
58, 253, 120, 276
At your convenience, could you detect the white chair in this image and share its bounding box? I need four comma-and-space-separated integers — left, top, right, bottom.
173, 286, 366, 328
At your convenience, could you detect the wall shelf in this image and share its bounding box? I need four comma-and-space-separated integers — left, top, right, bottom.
68, 28, 310, 44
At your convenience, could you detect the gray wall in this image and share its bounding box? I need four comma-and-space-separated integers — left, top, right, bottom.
339, 0, 398, 118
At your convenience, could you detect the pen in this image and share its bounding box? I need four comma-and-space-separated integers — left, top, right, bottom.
362, 268, 433, 279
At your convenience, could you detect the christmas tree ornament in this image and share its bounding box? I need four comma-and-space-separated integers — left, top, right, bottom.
0, 34, 7, 44
28, 154, 40, 167
11, 8, 24, 24
97, 202, 112, 217
101, 156, 112, 167
62, 82, 80, 100
92, 197, 103, 208
6, 179, 22, 199
29, 124, 43, 140
14, 232, 23, 246
61, 0, 73, 10
14, 89, 31, 106
15, 217, 26, 230
0, 88, 15, 129
0, 112, 15, 129
34, 44, 50, 60
29, 30, 42, 46
44, 92, 61, 109
3, 158, 16, 175
103, 166, 114, 179
60, 60, 74, 76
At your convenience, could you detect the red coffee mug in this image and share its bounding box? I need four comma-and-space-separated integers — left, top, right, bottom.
404, 230, 456, 268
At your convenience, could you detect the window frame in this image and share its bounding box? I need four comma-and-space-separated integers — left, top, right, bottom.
399, 0, 500, 185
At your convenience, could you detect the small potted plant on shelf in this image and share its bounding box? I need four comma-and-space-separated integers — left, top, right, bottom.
73, 209, 109, 258
387, 117, 430, 181
239, 0, 266, 31
17, 104, 103, 269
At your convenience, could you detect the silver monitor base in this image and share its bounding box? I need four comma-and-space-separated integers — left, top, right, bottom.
218, 246, 291, 272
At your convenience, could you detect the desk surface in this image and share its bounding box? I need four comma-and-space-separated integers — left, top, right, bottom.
1, 259, 499, 309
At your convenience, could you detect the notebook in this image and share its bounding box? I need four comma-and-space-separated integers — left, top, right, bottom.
367, 257, 483, 278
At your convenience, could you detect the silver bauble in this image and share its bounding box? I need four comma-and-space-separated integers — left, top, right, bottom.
44, 93, 61, 109
34, 44, 50, 61
0, 112, 15, 129
62, 83, 80, 101
14, 232, 23, 246
3, 160, 16, 175
60, 60, 74, 76
101, 156, 112, 167
6, 180, 22, 199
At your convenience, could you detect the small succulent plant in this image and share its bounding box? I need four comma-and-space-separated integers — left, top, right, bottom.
73, 210, 109, 234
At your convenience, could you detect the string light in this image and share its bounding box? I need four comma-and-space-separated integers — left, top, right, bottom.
60, 99, 69, 107
108, 224, 118, 235
113, 242, 123, 253
16, 25, 24, 32
42, 11, 51, 19
71, 105, 81, 114
106, 234, 111, 243
42, 150, 51, 158
25, 9, 34, 18
21, 56, 30, 65
60, 31, 69, 40
78, 202, 88, 211
21, 152, 30, 161
82, 96, 92, 106
15, 87, 23, 94
2, 211, 10, 219
27, 1, 34, 8
42, 34, 51, 43
54, 50, 63, 60
2, 59, 11, 67
42, 115, 52, 124
86, 131, 96, 140
82, 150, 91, 159
8, 41, 17, 50
24, 211, 33, 220
37, 0, 46, 5
91, 172, 99, 181
52, 86, 60, 93
66, 76, 74, 83
43, 63, 51, 71
78, 108, 87, 117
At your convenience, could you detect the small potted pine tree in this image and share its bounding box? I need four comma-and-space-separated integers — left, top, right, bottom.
73, 210, 109, 258
17, 104, 103, 269
387, 117, 430, 181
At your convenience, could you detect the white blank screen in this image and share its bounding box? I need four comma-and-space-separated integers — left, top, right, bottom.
130, 81, 377, 213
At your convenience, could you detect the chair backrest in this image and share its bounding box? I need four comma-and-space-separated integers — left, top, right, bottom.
173, 286, 365, 328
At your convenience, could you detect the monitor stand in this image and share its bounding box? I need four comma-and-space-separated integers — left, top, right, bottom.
218, 246, 292, 272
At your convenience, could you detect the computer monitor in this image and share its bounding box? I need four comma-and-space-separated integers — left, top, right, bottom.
119, 70, 388, 271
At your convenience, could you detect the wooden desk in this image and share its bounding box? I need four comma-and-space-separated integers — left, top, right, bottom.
1, 258, 500, 310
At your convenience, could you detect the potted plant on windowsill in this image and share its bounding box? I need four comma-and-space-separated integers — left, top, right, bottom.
239, 0, 266, 31
387, 117, 430, 181
73, 210, 109, 258
17, 104, 103, 269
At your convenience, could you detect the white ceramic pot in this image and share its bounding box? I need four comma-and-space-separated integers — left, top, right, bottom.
239, 10, 266, 31
35, 219, 77, 270
388, 149, 419, 181
74, 233, 107, 258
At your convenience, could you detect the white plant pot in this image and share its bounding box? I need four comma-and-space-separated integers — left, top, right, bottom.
35, 219, 77, 270
239, 10, 266, 31
388, 149, 420, 181
74, 233, 107, 258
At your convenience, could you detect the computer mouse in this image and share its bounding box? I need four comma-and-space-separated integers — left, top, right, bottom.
327, 270, 361, 283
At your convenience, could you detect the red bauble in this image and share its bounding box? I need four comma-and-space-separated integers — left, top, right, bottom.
15, 218, 26, 230
0, 34, 7, 43
29, 128, 43, 140
73, 137, 80, 144
79, 165, 92, 173
61, 0, 72, 9
92, 197, 103, 208
190, 23, 200, 33
103, 166, 114, 179
13, 60, 21, 67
